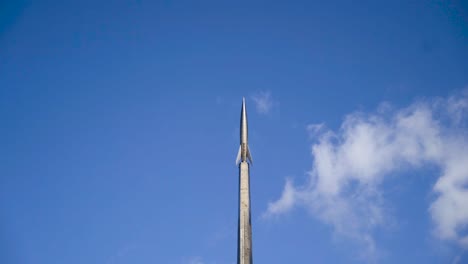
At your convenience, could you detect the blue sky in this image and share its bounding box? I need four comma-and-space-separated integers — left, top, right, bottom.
1, 1, 467, 263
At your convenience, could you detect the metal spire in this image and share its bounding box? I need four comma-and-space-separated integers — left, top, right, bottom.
236, 97, 253, 264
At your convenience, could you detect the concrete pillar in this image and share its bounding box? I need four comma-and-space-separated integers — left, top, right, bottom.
238, 161, 252, 264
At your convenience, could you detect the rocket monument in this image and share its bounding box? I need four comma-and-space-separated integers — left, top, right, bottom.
236, 97, 253, 264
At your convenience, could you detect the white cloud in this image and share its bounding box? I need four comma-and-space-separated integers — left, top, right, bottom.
186, 256, 204, 264
266, 90, 468, 259
264, 178, 296, 217
306, 123, 325, 138
251, 91, 275, 114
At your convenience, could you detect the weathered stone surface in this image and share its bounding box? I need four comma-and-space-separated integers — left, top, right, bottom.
238, 161, 252, 264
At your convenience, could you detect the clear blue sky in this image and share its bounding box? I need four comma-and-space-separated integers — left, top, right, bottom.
1, 1, 467, 263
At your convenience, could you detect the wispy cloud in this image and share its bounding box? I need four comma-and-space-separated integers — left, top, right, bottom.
452, 254, 462, 264
185, 256, 204, 264
265, 90, 468, 260
264, 178, 296, 217
105, 244, 137, 264
251, 91, 275, 115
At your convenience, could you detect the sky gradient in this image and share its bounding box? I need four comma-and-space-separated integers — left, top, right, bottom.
1, 1, 468, 263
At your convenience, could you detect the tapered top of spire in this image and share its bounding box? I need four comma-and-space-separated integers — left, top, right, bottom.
236, 97, 253, 165
240, 97, 248, 144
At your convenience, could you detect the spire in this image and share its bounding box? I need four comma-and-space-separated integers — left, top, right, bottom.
237, 98, 253, 264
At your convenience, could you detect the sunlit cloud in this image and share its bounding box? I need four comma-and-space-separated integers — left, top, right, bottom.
251, 91, 275, 115
266, 89, 468, 261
